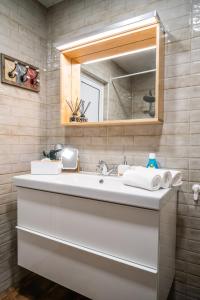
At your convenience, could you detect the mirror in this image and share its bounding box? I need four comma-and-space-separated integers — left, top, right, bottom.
61, 148, 79, 170
81, 48, 156, 122
60, 11, 164, 126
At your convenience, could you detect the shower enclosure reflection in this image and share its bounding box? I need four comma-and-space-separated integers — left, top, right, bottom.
81, 47, 156, 122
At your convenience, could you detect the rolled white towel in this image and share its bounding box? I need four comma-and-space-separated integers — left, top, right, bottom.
131, 166, 182, 188
155, 169, 172, 188
170, 170, 182, 187
122, 169, 162, 191
135, 167, 172, 189
154, 169, 182, 187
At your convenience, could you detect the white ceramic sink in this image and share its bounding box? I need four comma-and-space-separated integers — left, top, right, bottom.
14, 172, 172, 210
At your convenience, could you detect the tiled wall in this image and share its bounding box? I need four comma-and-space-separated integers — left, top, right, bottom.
47, 0, 200, 299
1, 0, 200, 299
0, 0, 47, 293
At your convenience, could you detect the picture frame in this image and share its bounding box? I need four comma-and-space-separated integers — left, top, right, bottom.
1, 53, 40, 92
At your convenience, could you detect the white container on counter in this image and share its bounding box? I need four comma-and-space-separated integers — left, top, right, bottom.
31, 159, 62, 175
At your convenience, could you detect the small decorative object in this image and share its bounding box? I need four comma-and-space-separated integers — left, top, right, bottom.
1, 53, 40, 92
20, 65, 29, 82
30, 69, 40, 86
66, 97, 81, 122
54, 143, 64, 160
43, 148, 62, 160
66, 98, 91, 123
8, 60, 18, 78
143, 90, 155, 117
79, 100, 91, 122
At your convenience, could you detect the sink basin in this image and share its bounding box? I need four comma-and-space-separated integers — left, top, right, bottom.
14, 172, 172, 210
53, 172, 120, 186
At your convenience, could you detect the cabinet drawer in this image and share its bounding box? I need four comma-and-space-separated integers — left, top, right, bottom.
17, 187, 159, 269
18, 227, 157, 300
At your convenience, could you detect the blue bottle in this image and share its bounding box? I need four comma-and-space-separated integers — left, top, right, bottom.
146, 153, 159, 169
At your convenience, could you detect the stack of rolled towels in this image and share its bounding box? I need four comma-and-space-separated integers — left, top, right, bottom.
122, 166, 182, 191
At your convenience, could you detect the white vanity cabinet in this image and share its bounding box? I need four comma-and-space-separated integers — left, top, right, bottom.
14, 173, 177, 300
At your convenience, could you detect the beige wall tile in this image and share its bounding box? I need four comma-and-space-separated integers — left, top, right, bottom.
0, 0, 47, 293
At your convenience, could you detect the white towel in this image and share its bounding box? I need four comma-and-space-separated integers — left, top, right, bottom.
122, 169, 162, 191
155, 169, 172, 188
170, 170, 182, 187
134, 167, 172, 189
130, 166, 182, 188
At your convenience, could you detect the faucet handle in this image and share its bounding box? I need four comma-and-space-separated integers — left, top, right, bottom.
96, 160, 108, 175
107, 164, 118, 176
97, 160, 107, 167
98, 160, 105, 164
96, 160, 102, 173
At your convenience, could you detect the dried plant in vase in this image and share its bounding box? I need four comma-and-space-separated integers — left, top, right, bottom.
79, 100, 91, 122
66, 97, 81, 122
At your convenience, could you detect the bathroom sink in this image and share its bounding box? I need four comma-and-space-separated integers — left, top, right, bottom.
14, 172, 172, 210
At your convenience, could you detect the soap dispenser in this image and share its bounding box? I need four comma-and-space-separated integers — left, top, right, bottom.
146, 153, 159, 169
118, 156, 130, 176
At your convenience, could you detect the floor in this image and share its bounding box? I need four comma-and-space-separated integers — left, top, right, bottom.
0, 273, 175, 300
0, 274, 89, 300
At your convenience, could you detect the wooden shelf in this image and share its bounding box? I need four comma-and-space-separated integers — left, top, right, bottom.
61, 118, 163, 127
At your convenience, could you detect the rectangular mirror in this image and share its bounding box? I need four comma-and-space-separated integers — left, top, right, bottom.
81, 48, 156, 121
59, 11, 164, 126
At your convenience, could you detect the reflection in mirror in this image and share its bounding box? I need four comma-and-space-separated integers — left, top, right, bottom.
81, 47, 156, 122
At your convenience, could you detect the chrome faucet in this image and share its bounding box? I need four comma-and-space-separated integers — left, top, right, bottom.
96, 160, 117, 176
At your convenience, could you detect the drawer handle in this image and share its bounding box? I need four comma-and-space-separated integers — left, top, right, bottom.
17, 226, 157, 274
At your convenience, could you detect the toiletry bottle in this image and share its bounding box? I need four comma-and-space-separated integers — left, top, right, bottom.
146, 153, 159, 169
118, 156, 130, 176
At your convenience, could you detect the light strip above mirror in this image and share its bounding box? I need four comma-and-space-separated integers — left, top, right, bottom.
82, 45, 156, 65
111, 68, 156, 81
56, 11, 163, 52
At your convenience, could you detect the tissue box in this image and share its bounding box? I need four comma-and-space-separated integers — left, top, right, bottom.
31, 160, 62, 175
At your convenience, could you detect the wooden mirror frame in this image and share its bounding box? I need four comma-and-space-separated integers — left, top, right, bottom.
60, 15, 164, 127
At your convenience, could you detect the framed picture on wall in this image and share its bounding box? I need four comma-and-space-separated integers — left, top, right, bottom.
1, 53, 40, 92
